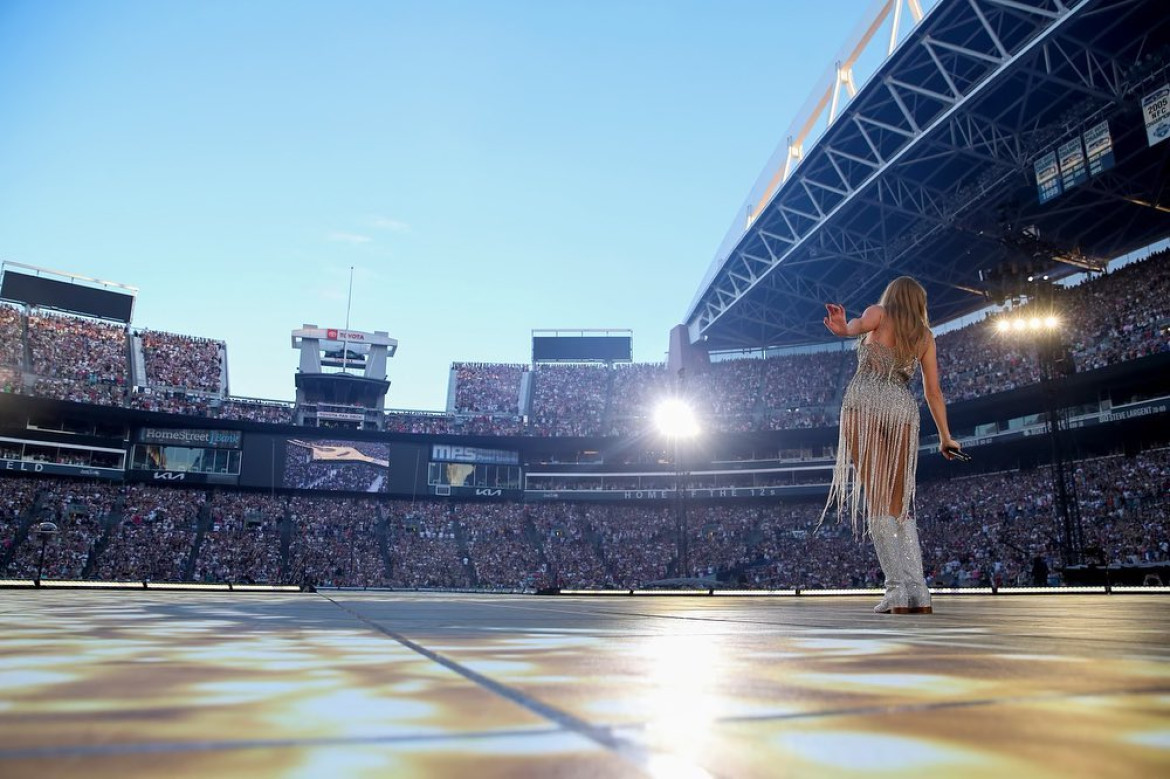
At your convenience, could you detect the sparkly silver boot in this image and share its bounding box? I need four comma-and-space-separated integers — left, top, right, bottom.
869, 514, 907, 614
898, 515, 933, 615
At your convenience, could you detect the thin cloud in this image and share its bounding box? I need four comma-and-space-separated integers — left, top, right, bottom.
371, 216, 410, 232
327, 231, 373, 244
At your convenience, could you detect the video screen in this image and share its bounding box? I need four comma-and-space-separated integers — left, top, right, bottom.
283, 439, 390, 493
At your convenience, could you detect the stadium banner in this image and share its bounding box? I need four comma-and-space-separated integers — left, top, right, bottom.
430, 444, 519, 465
428, 485, 522, 500
0, 459, 124, 481
1100, 399, 1168, 424
1083, 121, 1115, 176
316, 411, 365, 422
1034, 151, 1062, 203
137, 428, 242, 449
129, 469, 239, 486
1141, 84, 1170, 147
525, 485, 827, 502
1057, 137, 1088, 190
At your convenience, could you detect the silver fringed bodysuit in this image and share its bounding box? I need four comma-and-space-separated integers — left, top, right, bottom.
824, 339, 920, 536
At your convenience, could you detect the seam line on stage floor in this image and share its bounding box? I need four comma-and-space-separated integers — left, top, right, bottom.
703, 684, 1170, 727
0, 726, 565, 761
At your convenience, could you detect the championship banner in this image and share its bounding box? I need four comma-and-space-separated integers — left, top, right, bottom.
1034, 151, 1062, 204
1083, 121, 1115, 176
1057, 137, 1088, 191
1141, 85, 1170, 147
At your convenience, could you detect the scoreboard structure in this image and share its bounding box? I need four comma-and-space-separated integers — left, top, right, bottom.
290, 325, 397, 431
531, 329, 633, 364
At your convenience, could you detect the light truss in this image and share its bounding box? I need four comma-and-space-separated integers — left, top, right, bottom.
688, 0, 1168, 351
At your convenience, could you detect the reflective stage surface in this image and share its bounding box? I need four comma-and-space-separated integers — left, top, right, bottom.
0, 591, 1167, 777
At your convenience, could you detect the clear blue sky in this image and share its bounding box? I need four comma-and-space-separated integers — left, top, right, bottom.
0, 0, 914, 411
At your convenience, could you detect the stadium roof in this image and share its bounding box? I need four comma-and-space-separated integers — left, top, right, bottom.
687, 0, 1170, 351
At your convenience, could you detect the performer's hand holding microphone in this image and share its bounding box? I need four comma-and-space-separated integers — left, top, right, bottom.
941, 437, 971, 462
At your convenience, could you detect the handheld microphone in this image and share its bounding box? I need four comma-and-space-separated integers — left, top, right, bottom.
944, 446, 972, 462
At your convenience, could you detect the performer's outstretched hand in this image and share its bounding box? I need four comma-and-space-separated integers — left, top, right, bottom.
823, 303, 848, 336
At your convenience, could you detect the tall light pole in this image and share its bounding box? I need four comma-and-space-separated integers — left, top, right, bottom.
654, 397, 700, 579
995, 311, 1084, 568
33, 521, 59, 586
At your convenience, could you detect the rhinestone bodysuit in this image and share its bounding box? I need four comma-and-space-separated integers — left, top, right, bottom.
823, 339, 920, 536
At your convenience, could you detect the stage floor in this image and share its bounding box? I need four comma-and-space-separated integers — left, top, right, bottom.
0, 591, 1167, 778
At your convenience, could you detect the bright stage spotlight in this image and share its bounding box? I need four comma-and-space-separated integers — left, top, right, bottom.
655, 398, 700, 439
996, 319, 1011, 333
1045, 316, 1059, 329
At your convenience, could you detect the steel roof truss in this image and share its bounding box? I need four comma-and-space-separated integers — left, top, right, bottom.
801, 174, 851, 199
825, 145, 882, 171
924, 34, 1006, 66
824, 152, 858, 193
922, 40, 964, 99
887, 76, 959, 108
851, 116, 887, 163
855, 114, 918, 140
779, 203, 822, 224
884, 79, 923, 133
967, 0, 1011, 60
984, 0, 1063, 20
798, 179, 829, 217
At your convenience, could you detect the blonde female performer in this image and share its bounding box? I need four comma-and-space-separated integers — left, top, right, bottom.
822, 276, 961, 614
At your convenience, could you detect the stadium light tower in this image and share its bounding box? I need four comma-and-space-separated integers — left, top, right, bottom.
994, 301, 1083, 571
656, 398, 700, 580
654, 398, 701, 440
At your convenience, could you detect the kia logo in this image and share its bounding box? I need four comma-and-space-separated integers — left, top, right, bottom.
153, 472, 186, 481
474, 488, 502, 497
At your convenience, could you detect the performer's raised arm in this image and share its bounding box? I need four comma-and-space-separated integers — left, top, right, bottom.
824, 303, 883, 337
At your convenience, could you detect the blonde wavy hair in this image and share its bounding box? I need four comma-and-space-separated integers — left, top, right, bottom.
878, 276, 930, 362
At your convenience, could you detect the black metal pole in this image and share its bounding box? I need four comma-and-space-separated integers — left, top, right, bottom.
1038, 332, 1083, 568
673, 436, 688, 578
36, 534, 48, 584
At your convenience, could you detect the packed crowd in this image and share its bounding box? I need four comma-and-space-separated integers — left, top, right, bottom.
196, 492, 283, 583
2, 444, 1164, 589
452, 363, 526, 414
25, 312, 129, 406
95, 485, 203, 581
217, 399, 294, 424
139, 330, 225, 393
529, 364, 608, 436
1, 251, 1165, 434
287, 496, 385, 587
385, 501, 471, 588
2, 481, 118, 579
0, 304, 22, 368
128, 388, 214, 415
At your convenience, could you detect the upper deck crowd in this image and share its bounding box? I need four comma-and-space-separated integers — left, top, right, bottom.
1, 251, 1166, 435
